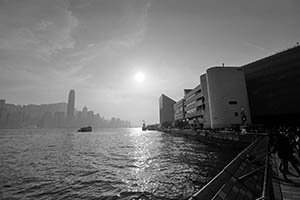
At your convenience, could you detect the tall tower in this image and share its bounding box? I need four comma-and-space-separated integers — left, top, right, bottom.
66, 89, 75, 121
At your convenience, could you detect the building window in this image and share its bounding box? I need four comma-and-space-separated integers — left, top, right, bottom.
229, 101, 238, 105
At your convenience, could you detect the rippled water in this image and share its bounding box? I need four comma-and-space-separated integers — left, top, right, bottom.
0, 128, 238, 199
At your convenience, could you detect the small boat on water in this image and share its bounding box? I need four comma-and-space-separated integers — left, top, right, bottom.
78, 126, 92, 132
142, 121, 147, 131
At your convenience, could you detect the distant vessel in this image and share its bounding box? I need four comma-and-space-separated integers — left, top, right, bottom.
142, 121, 147, 131
78, 126, 92, 132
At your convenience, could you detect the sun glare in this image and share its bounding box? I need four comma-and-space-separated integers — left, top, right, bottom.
134, 72, 145, 83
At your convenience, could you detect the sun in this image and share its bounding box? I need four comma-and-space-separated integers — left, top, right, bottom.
134, 72, 145, 83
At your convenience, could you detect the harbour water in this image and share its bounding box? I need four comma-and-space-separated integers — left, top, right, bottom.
0, 128, 239, 199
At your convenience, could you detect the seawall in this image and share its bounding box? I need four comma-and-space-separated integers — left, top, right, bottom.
155, 128, 258, 149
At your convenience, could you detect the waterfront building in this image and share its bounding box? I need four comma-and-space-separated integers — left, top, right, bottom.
200, 74, 211, 128
172, 66, 251, 129
87, 111, 94, 124
159, 94, 176, 126
205, 67, 251, 128
184, 85, 205, 129
0, 111, 8, 128
0, 99, 5, 109
76, 111, 83, 126
0, 99, 6, 128
6, 111, 24, 128
39, 112, 53, 128
174, 99, 185, 121
54, 111, 65, 128
242, 45, 300, 125
66, 89, 75, 121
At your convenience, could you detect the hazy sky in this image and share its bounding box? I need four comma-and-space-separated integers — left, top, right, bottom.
1, 0, 299, 125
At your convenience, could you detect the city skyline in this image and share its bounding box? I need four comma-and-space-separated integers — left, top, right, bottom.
0, 89, 131, 129
0, 0, 299, 126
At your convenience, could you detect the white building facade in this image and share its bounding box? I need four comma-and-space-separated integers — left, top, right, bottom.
174, 66, 252, 129
205, 67, 251, 128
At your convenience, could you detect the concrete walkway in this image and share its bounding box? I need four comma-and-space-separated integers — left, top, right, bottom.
271, 154, 300, 200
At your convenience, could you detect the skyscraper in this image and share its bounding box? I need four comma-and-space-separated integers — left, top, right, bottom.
66, 89, 75, 121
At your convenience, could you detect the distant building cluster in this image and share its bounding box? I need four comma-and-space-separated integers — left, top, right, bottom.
159, 45, 300, 129
0, 90, 131, 129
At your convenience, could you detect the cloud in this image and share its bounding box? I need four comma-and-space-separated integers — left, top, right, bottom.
64, 0, 153, 74
0, 0, 155, 123
244, 42, 268, 52
0, 0, 78, 57
105, 0, 152, 49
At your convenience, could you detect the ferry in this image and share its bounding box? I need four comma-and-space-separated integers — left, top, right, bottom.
78, 126, 92, 132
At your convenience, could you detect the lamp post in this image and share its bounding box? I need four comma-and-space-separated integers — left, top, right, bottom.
240, 108, 247, 134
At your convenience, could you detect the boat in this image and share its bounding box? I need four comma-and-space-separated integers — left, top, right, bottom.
142, 121, 147, 131
77, 126, 92, 132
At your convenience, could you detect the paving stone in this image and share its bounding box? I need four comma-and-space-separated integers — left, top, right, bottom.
271, 154, 300, 200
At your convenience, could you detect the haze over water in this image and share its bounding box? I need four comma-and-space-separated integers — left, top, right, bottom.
1, 0, 299, 126
0, 128, 238, 199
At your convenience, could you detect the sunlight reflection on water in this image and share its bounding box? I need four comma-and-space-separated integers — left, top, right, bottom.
128, 130, 156, 192
0, 128, 238, 199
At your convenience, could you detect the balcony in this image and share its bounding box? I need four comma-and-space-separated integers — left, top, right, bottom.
195, 110, 204, 116
185, 110, 203, 119
194, 100, 204, 107
194, 92, 202, 99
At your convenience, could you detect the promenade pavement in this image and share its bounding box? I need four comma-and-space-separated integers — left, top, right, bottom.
271, 153, 300, 200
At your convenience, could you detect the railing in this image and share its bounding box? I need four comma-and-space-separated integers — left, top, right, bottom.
255, 142, 271, 200
189, 135, 270, 200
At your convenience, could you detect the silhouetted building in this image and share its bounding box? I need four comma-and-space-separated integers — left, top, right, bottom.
6, 111, 24, 128
66, 89, 75, 121
242, 45, 300, 125
0, 98, 131, 129
159, 94, 176, 126
0, 99, 5, 108
22, 102, 67, 128
0, 99, 6, 128
82, 106, 88, 123
87, 111, 94, 124
76, 111, 83, 126
39, 112, 53, 128
54, 111, 65, 128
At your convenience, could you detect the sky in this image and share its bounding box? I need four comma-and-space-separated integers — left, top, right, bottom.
0, 0, 299, 126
